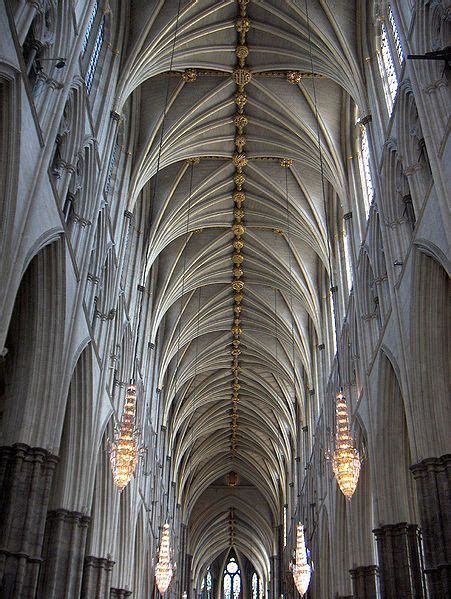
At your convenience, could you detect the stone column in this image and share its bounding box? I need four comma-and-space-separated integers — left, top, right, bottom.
269, 555, 278, 599
0, 443, 58, 599
37, 509, 91, 598
110, 588, 132, 598
184, 553, 193, 598
349, 565, 379, 599
373, 522, 425, 598
410, 454, 451, 598
81, 556, 115, 598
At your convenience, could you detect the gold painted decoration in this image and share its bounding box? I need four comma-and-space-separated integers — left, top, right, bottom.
228, 0, 252, 461
235, 91, 247, 112
233, 68, 252, 88
233, 190, 246, 206
234, 114, 248, 133
280, 158, 293, 168
287, 71, 303, 84
182, 69, 197, 82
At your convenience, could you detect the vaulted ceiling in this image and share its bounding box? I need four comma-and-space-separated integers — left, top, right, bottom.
117, 0, 365, 582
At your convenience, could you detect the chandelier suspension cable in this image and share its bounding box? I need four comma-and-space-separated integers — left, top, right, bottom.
186, 284, 202, 501
303, 0, 361, 502
303, 0, 341, 384
154, 3, 183, 594
131, 0, 183, 386
170, 157, 195, 513
284, 166, 298, 411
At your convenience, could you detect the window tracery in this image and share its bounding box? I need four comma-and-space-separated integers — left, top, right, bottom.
85, 17, 105, 93
358, 124, 374, 217
377, 4, 405, 113
223, 557, 241, 599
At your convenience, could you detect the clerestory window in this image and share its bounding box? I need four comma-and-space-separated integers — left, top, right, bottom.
377, 4, 405, 114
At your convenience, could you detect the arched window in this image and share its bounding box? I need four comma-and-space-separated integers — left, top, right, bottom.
358, 124, 374, 217
343, 222, 353, 292
283, 505, 287, 547
252, 572, 258, 599
223, 557, 241, 599
81, 2, 106, 94
201, 567, 213, 599
377, 4, 404, 113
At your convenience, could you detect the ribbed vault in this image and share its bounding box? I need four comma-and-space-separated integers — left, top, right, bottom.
118, 0, 363, 582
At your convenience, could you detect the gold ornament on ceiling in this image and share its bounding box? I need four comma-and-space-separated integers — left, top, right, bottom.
233, 173, 246, 189
280, 158, 293, 168
234, 114, 248, 133
186, 157, 200, 165
233, 152, 248, 171
236, 45, 249, 66
234, 207, 245, 222
235, 16, 250, 35
233, 190, 246, 206
229, 0, 250, 461
233, 68, 252, 89
235, 134, 246, 153
287, 71, 303, 84
232, 222, 246, 237
235, 91, 247, 112
182, 69, 197, 82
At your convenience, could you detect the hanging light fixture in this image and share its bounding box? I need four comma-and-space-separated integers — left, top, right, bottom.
155, 522, 175, 594
109, 0, 184, 493
109, 384, 139, 491
301, 0, 361, 500
331, 391, 361, 499
291, 523, 311, 596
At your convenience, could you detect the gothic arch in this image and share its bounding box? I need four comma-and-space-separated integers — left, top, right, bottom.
410, 248, 450, 459
374, 350, 417, 523
397, 83, 432, 207
0, 66, 20, 277
0, 237, 65, 448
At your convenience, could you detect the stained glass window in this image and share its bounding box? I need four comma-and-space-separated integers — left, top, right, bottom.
223, 557, 241, 599
81, 2, 99, 56
252, 573, 258, 599
377, 5, 404, 113
283, 506, 287, 547
388, 5, 404, 64
85, 16, 105, 94
343, 226, 353, 292
358, 125, 374, 217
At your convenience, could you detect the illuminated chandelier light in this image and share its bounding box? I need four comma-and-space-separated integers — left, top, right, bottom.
155, 522, 174, 594
292, 523, 311, 596
331, 392, 361, 500
109, 384, 139, 491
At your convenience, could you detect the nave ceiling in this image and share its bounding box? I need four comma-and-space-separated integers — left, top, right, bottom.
114, 0, 365, 580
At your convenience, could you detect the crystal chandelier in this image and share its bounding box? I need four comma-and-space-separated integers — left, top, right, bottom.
155, 522, 174, 594
291, 523, 311, 596
109, 384, 139, 491
331, 392, 361, 499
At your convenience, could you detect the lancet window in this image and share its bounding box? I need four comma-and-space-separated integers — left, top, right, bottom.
223, 557, 241, 599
